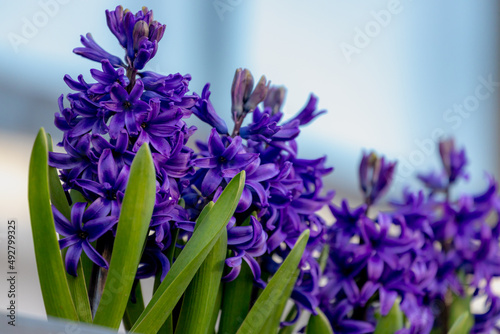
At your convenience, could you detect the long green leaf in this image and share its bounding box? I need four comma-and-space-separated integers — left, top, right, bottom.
130, 172, 246, 334
236, 230, 310, 334
175, 228, 227, 334
448, 311, 473, 334
46, 134, 92, 323
374, 299, 403, 334
208, 284, 223, 334
93, 144, 156, 328
123, 282, 145, 330
262, 269, 300, 333
28, 128, 78, 321
219, 261, 254, 334
306, 308, 334, 334
449, 293, 471, 329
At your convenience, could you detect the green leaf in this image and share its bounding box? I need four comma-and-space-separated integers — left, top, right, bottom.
154, 227, 181, 334
307, 308, 334, 334
46, 134, 71, 219
28, 128, 78, 321
46, 134, 92, 323
93, 144, 156, 329
208, 284, 223, 334
318, 243, 329, 272
130, 172, 245, 334
262, 269, 300, 333
448, 311, 473, 334
175, 228, 227, 334
236, 230, 310, 334
219, 261, 254, 334
123, 282, 145, 331
374, 300, 403, 334
449, 293, 471, 328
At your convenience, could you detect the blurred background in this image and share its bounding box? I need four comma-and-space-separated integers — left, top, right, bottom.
0, 0, 498, 323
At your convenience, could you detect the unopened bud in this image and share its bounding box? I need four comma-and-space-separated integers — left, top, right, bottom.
231, 68, 254, 119
264, 86, 286, 114
133, 20, 149, 51
244, 75, 269, 114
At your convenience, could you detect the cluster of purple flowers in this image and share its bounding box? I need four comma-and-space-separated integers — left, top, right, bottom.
319, 140, 500, 333
49, 5, 333, 320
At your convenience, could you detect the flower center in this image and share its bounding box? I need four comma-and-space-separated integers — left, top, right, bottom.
123, 101, 132, 110
219, 156, 227, 163
79, 231, 89, 239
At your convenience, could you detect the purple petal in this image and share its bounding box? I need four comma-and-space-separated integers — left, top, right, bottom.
98, 149, 118, 184
65, 242, 83, 276
71, 202, 87, 231
84, 216, 118, 242
59, 235, 80, 249
52, 205, 75, 236
201, 168, 223, 196
367, 254, 384, 281
82, 239, 108, 269
379, 287, 398, 316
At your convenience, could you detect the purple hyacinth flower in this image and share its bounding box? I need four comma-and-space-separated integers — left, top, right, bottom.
417, 171, 448, 193
103, 80, 150, 137
191, 129, 258, 196
89, 59, 129, 95
285, 94, 326, 127
358, 214, 415, 281
49, 135, 96, 189
223, 216, 268, 288
73, 33, 124, 67
240, 107, 282, 143
359, 151, 396, 205
140, 71, 191, 103
64, 74, 93, 94
329, 199, 367, 238
69, 94, 110, 137
75, 149, 129, 216
54, 94, 78, 133
105, 6, 165, 70
53, 202, 117, 276
134, 99, 184, 156
192, 83, 228, 135
91, 130, 135, 169
439, 138, 468, 184
223, 158, 279, 213
324, 300, 375, 334
136, 236, 171, 281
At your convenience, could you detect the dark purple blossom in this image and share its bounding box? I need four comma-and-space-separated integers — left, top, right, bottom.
73, 33, 124, 67
439, 138, 468, 184
191, 129, 258, 196
192, 83, 228, 134
89, 59, 129, 95
103, 80, 150, 137
53, 202, 117, 276
359, 151, 396, 206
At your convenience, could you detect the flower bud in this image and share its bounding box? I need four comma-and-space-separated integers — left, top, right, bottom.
244, 75, 269, 114
231, 68, 254, 120
264, 86, 286, 115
